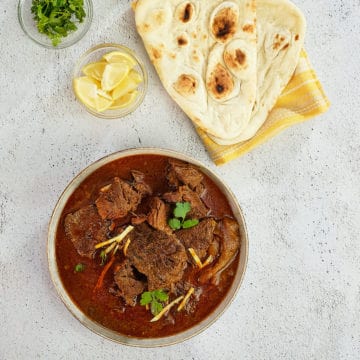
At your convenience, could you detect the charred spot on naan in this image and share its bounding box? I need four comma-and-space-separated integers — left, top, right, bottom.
273, 33, 289, 51
137, 7, 170, 35
207, 64, 234, 100
246, 0, 256, 12
242, 23, 254, 33
192, 49, 201, 63
224, 48, 247, 72
265, 30, 292, 58
174, 74, 198, 96
177, 35, 188, 47
223, 39, 255, 80
176, 2, 195, 23
211, 6, 238, 42
149, 46, 162, 62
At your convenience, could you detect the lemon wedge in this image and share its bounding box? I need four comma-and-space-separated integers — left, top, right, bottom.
109, 91, 138, 110
103, 51, 137, 68
94, 94, 114, 112
74, 76, 113, 112
73, 76, 99, 109
82, 62, 107, 81
129, 69, 143, 84
112, 70, 143, 100
97, 89, 112, 100
101, 63, 130, 92
74, 50, 143, 113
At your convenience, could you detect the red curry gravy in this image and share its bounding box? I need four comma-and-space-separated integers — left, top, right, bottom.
56, 155, 240, 338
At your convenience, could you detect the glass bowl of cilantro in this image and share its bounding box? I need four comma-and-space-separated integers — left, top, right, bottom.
18, 0, 93, 49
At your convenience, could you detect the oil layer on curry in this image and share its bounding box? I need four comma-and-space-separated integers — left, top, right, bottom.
56, 155, 241, 338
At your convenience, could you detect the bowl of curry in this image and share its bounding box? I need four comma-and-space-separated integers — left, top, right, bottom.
48, 148, 248, 346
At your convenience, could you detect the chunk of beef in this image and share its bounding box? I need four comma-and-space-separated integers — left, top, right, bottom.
131, 170, 152, 197
171, 280, 192, 296
127, 224, 187, 291
147, 197, 171, 233
199, 218, 240, 283
95, 177, 143, 220
64, 205, 109, 258
114, 260, 146, 306
176, 218, 217, 260
166, 159, 203, 190
131, 214, 147, 225
163, 185, 208, 219
208, 237, 220, 258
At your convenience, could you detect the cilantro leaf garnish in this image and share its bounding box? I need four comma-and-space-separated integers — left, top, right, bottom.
140, 289, 169, 316
151, 301, 163, 317
99, 250, 107, 266
168, 202, 199, 230
182, 219, 199, 229
74, 263, 85, 272
153, 289, 169, 302
140, 292, 152, 305
168, 218, 181, 230
173, 202, 191, 220
31, 0, 86, 46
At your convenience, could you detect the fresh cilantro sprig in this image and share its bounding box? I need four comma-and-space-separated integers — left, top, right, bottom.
99, 250, 107, 266
168, 202, 199, 230
31, 0, 86, 46
140, 289, 169, 316
74, 263, 85, 272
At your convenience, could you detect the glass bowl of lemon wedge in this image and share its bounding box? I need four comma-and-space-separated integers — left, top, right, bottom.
73, 44, 148, 119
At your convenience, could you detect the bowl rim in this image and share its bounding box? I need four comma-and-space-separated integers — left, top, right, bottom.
72, 43, 148, 119
47, 147, 249, 347
18, 0, 93, 49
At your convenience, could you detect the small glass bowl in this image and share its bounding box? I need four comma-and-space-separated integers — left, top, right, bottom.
18, 0, 93, 49
73, 44, 148, 119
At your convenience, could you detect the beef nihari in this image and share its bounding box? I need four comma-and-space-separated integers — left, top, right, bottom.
56, 155, 241, 338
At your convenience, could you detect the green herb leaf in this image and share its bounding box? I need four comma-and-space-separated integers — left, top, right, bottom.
168, 218, 181, 230
168, 202, 199, 230
154, 289, 169, 302
182, 219, 199, 229
74, 263, 85, 272
173, 202, 191, 220
31, 0, 86, 46
151, 301, 163, 316
140, 289, 168, 316
140, 291, 153, 306
99, 250, 107, 266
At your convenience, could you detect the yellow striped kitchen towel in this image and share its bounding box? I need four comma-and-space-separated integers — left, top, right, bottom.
197, 50, 330, 165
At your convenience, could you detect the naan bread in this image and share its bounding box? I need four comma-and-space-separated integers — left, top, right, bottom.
134, 0, 257, 140
210, 0, 306, 145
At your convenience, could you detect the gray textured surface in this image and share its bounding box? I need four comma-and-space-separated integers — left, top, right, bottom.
0, 0, 359, 359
